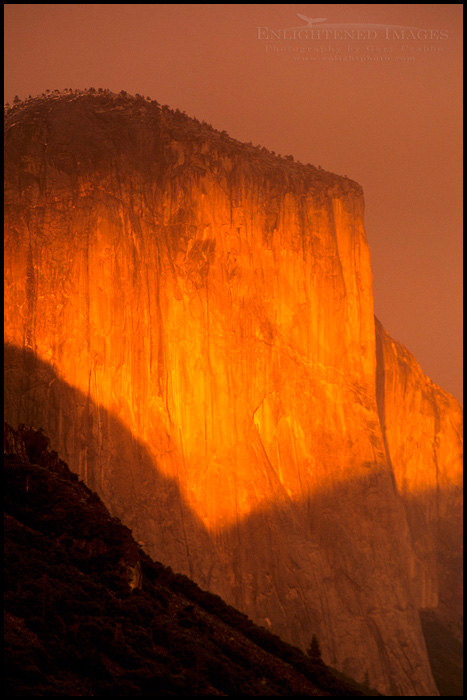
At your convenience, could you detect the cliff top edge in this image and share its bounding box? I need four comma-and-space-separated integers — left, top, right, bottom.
4, 89, 362, 196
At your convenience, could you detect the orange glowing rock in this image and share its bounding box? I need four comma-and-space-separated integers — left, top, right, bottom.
4, 92, 462, 695
375, 319, 463, 636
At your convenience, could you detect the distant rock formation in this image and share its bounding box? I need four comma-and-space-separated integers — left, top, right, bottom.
4, 91, 462, 695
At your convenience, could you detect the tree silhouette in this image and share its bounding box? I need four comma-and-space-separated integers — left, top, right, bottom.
307, 634, 323, 663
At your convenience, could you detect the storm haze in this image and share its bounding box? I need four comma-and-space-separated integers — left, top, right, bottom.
4, 3, 463, 402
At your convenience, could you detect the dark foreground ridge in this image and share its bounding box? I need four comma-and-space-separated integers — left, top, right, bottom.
4, 423, 381, 696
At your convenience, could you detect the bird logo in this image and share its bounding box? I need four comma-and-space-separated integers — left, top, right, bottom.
296, 14, 327, 28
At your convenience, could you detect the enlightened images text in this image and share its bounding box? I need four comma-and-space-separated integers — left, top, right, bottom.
257, 27, 449, 41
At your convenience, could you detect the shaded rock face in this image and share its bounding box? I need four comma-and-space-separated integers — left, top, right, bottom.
4, 93, 461, 695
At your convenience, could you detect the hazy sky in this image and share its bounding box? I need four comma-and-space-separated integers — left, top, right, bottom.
4, 4, 463, 402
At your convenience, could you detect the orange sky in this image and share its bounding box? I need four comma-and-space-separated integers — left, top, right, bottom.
4, 4, 463, 402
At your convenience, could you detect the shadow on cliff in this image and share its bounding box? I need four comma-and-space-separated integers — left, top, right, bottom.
4, 342, 214, 582
4, 341, 454, 696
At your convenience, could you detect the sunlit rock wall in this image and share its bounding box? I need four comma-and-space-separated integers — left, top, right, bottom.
375, 319, 463, 639
4, 93, 459, 695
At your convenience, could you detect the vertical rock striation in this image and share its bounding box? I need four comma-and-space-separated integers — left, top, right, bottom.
375, 319, 463, 641
4, 92, 461, 695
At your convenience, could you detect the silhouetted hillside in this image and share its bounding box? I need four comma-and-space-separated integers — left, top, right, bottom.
4, 423, 381, 696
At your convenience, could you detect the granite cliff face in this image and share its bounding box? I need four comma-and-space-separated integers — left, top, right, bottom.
375, 320, 463, 639
4, 92, 462, 695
